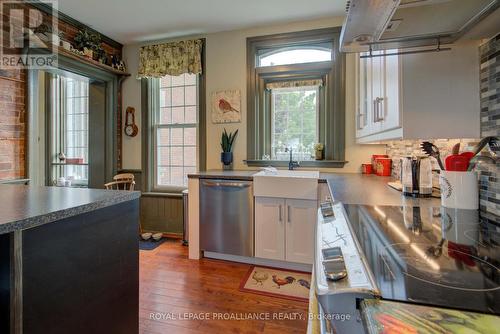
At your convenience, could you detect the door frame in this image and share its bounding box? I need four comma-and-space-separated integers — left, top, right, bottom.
27, 56, 119, 187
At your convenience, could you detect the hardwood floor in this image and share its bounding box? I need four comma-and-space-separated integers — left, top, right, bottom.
139, 239, 309, 334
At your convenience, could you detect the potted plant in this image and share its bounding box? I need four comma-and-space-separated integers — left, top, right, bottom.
220, 128, 238, 167
314, 143, 324, 160
74, 29, 102, 59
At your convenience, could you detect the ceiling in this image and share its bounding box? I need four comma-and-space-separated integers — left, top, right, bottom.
57, 0, 347, 44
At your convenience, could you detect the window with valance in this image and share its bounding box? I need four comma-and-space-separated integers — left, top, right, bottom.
141, 39, 206, 192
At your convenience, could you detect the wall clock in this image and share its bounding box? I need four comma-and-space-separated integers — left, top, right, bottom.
124, 107, 138, 137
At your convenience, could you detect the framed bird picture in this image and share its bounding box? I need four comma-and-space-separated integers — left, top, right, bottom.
211, 90, 241, 123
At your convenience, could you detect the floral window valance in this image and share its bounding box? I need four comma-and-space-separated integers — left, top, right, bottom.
265, 78, 323, 90
138, 39, 203, 78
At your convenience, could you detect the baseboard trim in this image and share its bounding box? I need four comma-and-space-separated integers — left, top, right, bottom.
203, 251, 312, 272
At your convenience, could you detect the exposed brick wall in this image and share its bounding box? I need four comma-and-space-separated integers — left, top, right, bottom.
0, 1, 123, 181
0, 69, 25, 179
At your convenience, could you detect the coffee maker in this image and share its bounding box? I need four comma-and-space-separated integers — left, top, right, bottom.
401, 156, 433, 197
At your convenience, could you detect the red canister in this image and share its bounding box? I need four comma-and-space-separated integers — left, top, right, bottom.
371, 154, 388, 171
375, 158, 392, 176
361, 164, 373, 174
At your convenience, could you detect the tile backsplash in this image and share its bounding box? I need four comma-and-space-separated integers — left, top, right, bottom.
478, 34, 499, 222
385, 139, 478, 178
385, 138, 498, 221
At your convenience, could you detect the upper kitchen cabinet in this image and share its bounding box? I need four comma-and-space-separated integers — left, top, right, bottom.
355, 41, 480, 143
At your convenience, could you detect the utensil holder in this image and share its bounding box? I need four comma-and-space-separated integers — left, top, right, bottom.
439, 171, 478, 210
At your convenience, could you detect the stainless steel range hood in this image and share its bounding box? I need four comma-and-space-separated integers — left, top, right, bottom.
340, 0, 500, 53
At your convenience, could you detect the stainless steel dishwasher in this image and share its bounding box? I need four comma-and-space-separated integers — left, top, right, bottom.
199, 179, 254, 256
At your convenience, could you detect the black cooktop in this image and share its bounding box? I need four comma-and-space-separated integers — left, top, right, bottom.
343, 204, 500, 315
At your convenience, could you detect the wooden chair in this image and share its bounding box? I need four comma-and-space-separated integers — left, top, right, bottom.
105, 173, 142, 234
113, 173, 135, 182
104, 179, 136, 191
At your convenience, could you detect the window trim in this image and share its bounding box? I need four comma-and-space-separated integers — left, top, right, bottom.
246, 27, 346, 167
141, 39, 207, 193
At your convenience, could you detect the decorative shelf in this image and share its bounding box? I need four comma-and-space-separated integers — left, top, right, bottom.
56, 47, 131, 77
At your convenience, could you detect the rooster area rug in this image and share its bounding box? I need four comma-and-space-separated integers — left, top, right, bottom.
239, 266, 311, 302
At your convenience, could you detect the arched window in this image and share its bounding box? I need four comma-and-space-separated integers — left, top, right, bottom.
247, 28, 346, 168
258, 45, 332, 67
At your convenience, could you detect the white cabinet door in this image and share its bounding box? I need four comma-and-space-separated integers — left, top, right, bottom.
255, 197, 285, 261
356, 53, 373, 138
356, 50, 402, 142
370, 52, 385, 134
381, 52, 401, 132
285, 199, 317, 264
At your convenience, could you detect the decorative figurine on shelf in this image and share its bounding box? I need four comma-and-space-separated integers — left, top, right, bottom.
94, 47, 107, 64
58, 152, 66, 162
118, 60, 126, 72
220, 128, 238, 170
314, 143, 324, 160
111, 55, 119, 69
59, 31, 72, 51
112, 54, 126, 72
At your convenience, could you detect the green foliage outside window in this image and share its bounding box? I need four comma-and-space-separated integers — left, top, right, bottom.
272, 88, 317, 160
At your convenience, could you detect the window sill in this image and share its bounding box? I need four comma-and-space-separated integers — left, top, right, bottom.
244, 160, 348, 168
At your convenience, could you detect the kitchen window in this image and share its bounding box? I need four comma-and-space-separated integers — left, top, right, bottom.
141, 40, 206, 193
246, 28, 346, 167
258, 45, 332, 67
271, 86, 319, 161
153, 73, 199, 189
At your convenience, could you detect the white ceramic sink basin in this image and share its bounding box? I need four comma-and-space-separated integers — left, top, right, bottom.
253, 170, 319, 200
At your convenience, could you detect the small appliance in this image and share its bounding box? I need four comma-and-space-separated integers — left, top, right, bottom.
401, 156, 432, 197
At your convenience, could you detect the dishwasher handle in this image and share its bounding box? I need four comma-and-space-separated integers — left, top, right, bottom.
202, 180, 251, 188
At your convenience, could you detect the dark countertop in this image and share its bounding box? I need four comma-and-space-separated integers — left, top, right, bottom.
188, 170, 440, 206
325, 173, 441, 207
0, 185, 141, 234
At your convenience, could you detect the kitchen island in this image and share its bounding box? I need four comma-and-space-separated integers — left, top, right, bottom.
0, 185, 141, 334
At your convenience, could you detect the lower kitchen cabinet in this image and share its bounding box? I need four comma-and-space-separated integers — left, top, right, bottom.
285, 199, 317, 264
255, 197, 316, 264
254, 197, 285, 261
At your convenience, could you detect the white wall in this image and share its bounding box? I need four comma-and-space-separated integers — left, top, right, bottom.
121, 16, 385, 172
